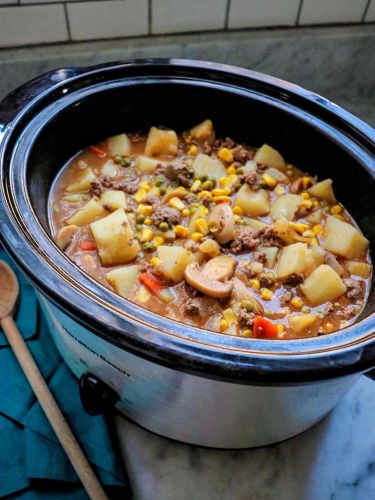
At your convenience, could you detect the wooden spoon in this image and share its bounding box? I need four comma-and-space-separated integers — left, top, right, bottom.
0, 260, 108, 500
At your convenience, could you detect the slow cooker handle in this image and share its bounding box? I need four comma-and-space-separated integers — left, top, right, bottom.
79, 373, 119, 416
0, 67, 85, 127
365, 369, 375, 381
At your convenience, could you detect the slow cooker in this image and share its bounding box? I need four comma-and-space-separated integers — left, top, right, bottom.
1, 59, 375, 449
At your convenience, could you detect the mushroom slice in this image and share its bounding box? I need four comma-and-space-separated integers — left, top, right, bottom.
56, 224, 79, 251
203, 255, 237, 282
184, 258, 235, 298
208, 204, 234, 244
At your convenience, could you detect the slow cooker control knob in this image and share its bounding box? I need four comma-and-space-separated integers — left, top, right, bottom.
79, 373, 119, 416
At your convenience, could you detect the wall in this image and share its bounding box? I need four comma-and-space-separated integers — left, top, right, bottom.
0, 0, 374, 49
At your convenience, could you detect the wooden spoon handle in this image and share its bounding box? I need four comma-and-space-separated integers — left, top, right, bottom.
1, 315, 109, 500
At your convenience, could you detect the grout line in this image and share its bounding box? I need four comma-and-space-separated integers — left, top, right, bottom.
362, 0, 372, 22
63, 2, 72, 40
295, 0, 304, 26
148, 0, 152, 35
224, 0, 231, 30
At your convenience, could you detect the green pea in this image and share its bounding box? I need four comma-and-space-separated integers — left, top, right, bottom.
136, 224, 143, 232
159, 222, 169, 232
199, 174, 208, 182
202, 180, 214, 191
236, 168, 244, 174
209, 178, 217, 187
142, 242, 155, 252
121, 157, 132, 167
241, 300, 254, 312
234, 183, 242, 191
136, 214, 145, 224
159, 187, 166, 195
155, 177, 164, 187
113, 155, 122, 164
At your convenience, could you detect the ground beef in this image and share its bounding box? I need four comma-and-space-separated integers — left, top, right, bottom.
283, 273, 304, 286
128, 131, 143, 142
256, 164, 268, 172
344, 278, 363, 300
114, 182, 139, 195
254, 252, 267, 264
240, 171, 259, 190
232, 145, 251, 164
183, 299, 203, 316
280, 291, 292, 306
101, 176, 113, 188
215, 137, 236, 150
258, 273, 275, 288
323, 303, 334, 315
229, 227, 260, 254
152, 206, 181, 226
257, 227, 283, 248
237, 309, 256, 328
338, 304, 359, 318
241, 261, 259, 279
202, 141, 213, 154
185, 193, 198, 205
146, 194, 161, 207
90, 180, 103, 196
164, 162, 193, 188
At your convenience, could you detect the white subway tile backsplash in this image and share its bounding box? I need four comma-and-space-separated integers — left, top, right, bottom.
365, 0, 375, 22
229, 0, 300, 28
0, 0, 17, 5
68, 0, 148, 41
299, 0, 368, 25
152, 0, 226, 34
0, 5, 68, 47
22, 0, 79, 4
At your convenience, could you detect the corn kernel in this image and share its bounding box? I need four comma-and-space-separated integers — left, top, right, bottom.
313, 200, 320, 207
233, 215, 242, 223
223, 308, 237, 324
153, 236, 165, 247
334, 214, 344, 220
150, 257, 161, 267
250, 279, 260, 290
187, 144, 198, 156
191, 231, 204, 241
213, 195, 231, 203
290, 222, 310, 234
144, 217, 153, 226
291, 298, 303, 309
212, 188, 231, 197
190, 179, 202, 193
302, 177, 311, 189
177, 186, 186, 192
140, 228, 154, 242
302, 230, 315, 238
226, 165, 236, 175
262, 173, 277, 188
277, 324, 285, 335
219, 177, 228, 187
220, 319, 229, 332
134, 189, 147, 203
203, 206, 209, 214
242, 329, 252, 338
324, 322, 334, 333
169, 197, 186, 211
331, 204, 342, 215
232, 206, 243, 215
261, 288, 274, 301
197, 190, 212, 201
218, 148, 233, 163
195, 217, 208, 234
136, 204, 153, 216
309, 237, 319, 247
174, 225, 189, 238
299, 199, 313, 209
139, 182, 151, 192
301, 192, 310, 200
313, 224, 323, 235
274, 185, 285, 196
182, 208, 190, 217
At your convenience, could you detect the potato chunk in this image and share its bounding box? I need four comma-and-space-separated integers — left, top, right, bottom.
144, 127, 178, 157
254, 144, 285, 169
101, 161, 118, 178
345, 260, 372, 278
308, 179, 336, 203
306, 208, 323, 225
288, 314, 318, 335
235, 185, 270, 216
90, 209, 139, 266
257, 246, 279, 268
100, 190, 127, 211
190, 119, 215, 144
264, 167, 288, 183
66, 198, 106, 226
66, 168, 96, 193
300, 264, 347, 306
106, 265, 139, 298
275, 242, 308, 279
242, 160, 257, 173
192, 153, 226, 181
136, 155, 165, 174
323, 215, 369, 259
270, 194, 302, 221
107, 133, 131, 157
157, 245, 192, 282
243, 217, 269, 231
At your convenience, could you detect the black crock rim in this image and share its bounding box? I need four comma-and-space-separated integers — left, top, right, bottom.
1, 58, 375, 385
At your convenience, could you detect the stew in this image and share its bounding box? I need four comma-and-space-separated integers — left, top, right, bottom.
50, 120, 372, 339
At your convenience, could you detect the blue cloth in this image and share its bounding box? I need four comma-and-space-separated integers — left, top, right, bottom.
0, 249, 130, 499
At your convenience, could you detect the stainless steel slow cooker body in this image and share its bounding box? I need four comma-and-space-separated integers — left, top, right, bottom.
1, 59, 375, 448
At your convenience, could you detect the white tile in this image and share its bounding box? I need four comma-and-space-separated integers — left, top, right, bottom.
299, 0, 368, 24
228, 0, 300, 28
152, 0, 226, 34
0, 5, 68, 47
365, 0, 375, 22
68, 0, 148, 41
0, 0, 17, 4
21, 0, 78, 3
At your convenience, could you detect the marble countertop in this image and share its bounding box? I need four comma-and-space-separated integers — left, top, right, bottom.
116, 376, 375, 500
